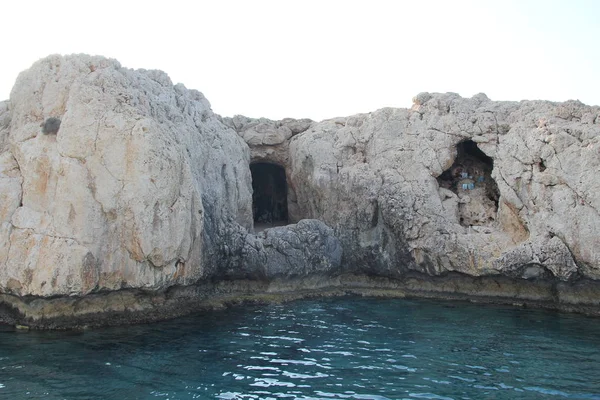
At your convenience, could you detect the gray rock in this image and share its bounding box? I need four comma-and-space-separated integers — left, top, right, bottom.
2, 54, 600, 327
241, 219, 342, 279
493, 236, 579, 281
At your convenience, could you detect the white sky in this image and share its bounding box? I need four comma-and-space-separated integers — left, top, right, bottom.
1, 0, 598, 121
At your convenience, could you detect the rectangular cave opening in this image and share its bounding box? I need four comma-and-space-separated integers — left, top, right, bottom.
250, 162, 289, 230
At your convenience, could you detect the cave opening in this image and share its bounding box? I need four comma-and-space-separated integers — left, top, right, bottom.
250, 162, 289, 229
437, 140, 500, 227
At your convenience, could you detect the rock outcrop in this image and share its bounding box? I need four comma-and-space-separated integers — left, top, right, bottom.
285, 94, 600, 282
1, 55, 599, 328
228, 219, 342, 280
232, 94, 600, 283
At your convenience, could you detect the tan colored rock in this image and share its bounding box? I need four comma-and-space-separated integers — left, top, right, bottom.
2, 55, 600, 327
0, 54, 253, 297
233, 93, 597, 282
283, 93, 599, 281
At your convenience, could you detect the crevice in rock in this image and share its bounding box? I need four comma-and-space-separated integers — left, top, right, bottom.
437, 140, 500, 227
250, 162, 289, 230
538, 159, 547, 172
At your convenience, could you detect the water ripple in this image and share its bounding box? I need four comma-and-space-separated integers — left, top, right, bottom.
1, 298, 600, 399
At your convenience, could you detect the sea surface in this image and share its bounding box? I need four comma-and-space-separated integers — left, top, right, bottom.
1, 297, 599, 399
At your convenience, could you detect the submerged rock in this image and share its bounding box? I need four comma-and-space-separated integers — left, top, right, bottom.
1, 54, 600, 328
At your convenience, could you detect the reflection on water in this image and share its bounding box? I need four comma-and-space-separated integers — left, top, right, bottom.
1, 298, 600, 399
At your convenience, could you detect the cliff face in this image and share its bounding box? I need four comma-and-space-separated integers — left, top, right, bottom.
231, 95, 600, 281
0, 54, 255, 297
1, 55, 599, 328
290, 95, 599, 281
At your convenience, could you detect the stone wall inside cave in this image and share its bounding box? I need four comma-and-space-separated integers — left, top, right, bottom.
437, 140, 500, 227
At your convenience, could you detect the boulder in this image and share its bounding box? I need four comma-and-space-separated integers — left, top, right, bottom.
0, 54, 253, 297
245, 219, 342, 279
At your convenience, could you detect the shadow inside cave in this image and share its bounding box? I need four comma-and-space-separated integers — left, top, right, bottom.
250, 162, 289, 232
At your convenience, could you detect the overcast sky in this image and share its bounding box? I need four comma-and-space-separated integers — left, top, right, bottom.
1, 0, 598, 121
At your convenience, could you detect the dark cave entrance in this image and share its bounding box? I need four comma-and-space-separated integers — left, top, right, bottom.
250, 162, 289, 227
437, 140, 500, 227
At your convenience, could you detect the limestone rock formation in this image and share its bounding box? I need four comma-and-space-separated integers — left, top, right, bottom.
0, 54, 254, 297
230, 93, 600, 312
224, 219, 342, 280
242, 93, 600, 284
1, 54, 600, 328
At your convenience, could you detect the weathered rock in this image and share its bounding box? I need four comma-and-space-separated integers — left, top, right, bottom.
493, 236, 578, 281
245, 219, 342, 279
0, 101, 9, 152
197, 218, 342, 281
223, 115, 313, 167
1, 54, 252, 297
278, 93, 600, 282
1, 55, 600, 328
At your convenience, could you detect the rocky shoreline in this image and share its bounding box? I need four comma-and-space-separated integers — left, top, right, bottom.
1, 54, 599, 329
2, 272, 600, 330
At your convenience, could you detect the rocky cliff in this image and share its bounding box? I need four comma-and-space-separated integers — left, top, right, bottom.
1, 55, 599, 328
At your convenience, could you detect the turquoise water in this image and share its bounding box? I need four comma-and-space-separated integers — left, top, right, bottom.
1, 298, 600, 399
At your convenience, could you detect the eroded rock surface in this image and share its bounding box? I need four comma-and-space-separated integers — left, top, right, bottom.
0, 54, 254, 297
221, 219, 342, 280
223, 92, 600, 286
1, 55, 600, 328
276, 93, 600, 283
